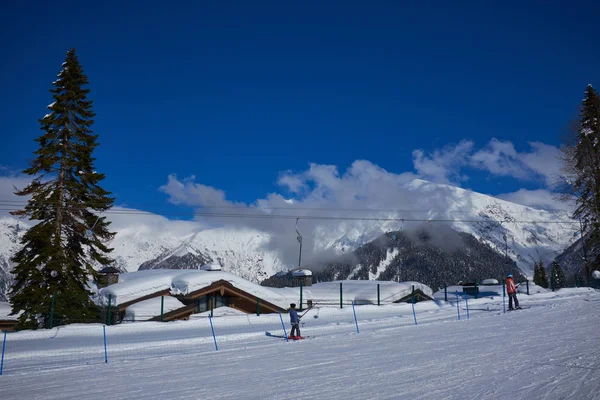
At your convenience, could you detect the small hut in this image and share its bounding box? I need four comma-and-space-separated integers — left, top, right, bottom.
97, 266, 120, 288
291, 269, 312, 287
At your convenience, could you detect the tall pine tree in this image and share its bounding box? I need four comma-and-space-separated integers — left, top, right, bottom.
10, 49, 115, 329
561, 85, 600, 282
549, 260, 567, 290
533, 259, 549, 288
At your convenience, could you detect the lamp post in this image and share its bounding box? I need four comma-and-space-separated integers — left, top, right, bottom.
295, 218, 303, 311
295, 218, 303, 269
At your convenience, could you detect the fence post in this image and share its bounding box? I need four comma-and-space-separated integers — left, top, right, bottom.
526, 280, 530, 295
340, 282, 343, 309
209, 316, 219, 351
299, 281, 303, 311
278, 310, 289, 342
256, 298, 260, 316
502, 282, 506, 313
160, 296, 164, 322
444, 286, 448, 302
352, 301, 359, 333
464, 294, 470, 319
455, 291, 461, 320
107, 294, 112, 326
0, 330, 6, 375
411, 285, 418, 325
474, 280, 478, 299
377, 283, 380, 306
103, 325, 108, 364
49, 292, 55, 329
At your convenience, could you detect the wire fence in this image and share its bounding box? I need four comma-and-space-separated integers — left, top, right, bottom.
0, 285, 553, 376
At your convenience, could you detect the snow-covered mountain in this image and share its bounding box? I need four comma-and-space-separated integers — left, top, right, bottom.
312, 179, 578, 275
0, 179, 579, 299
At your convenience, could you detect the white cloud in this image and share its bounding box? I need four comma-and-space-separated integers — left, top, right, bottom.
412, 140, 474, 184
159, 174, 239, 208
470, 139, 561, 186
0, 137, 570, 270
497, 189, 574, 213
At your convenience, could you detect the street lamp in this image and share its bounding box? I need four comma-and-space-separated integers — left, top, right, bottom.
295, 218, 303, 269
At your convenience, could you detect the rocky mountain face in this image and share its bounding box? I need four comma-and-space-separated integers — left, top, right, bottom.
0, 219, 26, 301
136, 230, 282, 282
314, 225, 526, 291
0, 179, 580, 299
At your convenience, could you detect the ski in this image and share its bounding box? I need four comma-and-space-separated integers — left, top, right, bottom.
265, 331, 286, 339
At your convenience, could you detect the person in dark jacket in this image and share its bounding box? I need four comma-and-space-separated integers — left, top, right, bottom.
289, 303, 301, 339
506, 274, 521, 310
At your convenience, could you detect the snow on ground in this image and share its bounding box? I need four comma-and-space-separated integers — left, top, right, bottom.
1, 288, 599, 399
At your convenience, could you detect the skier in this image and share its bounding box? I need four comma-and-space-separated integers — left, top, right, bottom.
288, 303, 302, 339
506, 273, 521, 310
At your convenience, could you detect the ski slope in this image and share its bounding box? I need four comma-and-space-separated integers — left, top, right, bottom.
1, 288, 599, 399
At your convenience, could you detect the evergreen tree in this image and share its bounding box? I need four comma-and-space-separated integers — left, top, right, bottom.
9, 49, 115, 329
561, 85, 600, 281
533, 259, 549, 288
539, 263, 549, 288
549, 260, 567, 290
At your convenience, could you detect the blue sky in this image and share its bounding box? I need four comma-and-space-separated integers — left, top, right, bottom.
1, 1, 598, 219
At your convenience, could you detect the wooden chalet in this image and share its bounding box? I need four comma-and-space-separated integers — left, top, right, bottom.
104, 278, 287, 324
392, 287, 433, 303
0, 319, 18, 332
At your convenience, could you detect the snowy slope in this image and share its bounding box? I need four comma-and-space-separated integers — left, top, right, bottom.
0, 179, 578, 299
0, 289, 598, 399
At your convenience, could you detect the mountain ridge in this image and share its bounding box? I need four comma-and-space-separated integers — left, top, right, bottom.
0, 179, 578, 299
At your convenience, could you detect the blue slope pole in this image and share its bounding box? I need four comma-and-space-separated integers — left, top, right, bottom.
103, 325, 108, 364
352, 302, 359, 333
455, 291, 461, 320
464, 294, 470, 320
0, 330, 6, 375
209, 316, 219, 351
502, 282, 506, 314
278, 310, 289, 342
411, 289, 418, 326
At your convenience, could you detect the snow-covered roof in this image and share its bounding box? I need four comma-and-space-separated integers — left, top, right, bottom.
297, 280, 433, 304
99, 269, 289, 308
481, 279, 499, 285
98, 270, 183, 306
292, 269, 312, 277
98, 269, 434, 309
171, 270, 288, 307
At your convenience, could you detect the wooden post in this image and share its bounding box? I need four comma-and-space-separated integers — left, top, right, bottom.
160, 296, 164, 322
107, 294, 112, 326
